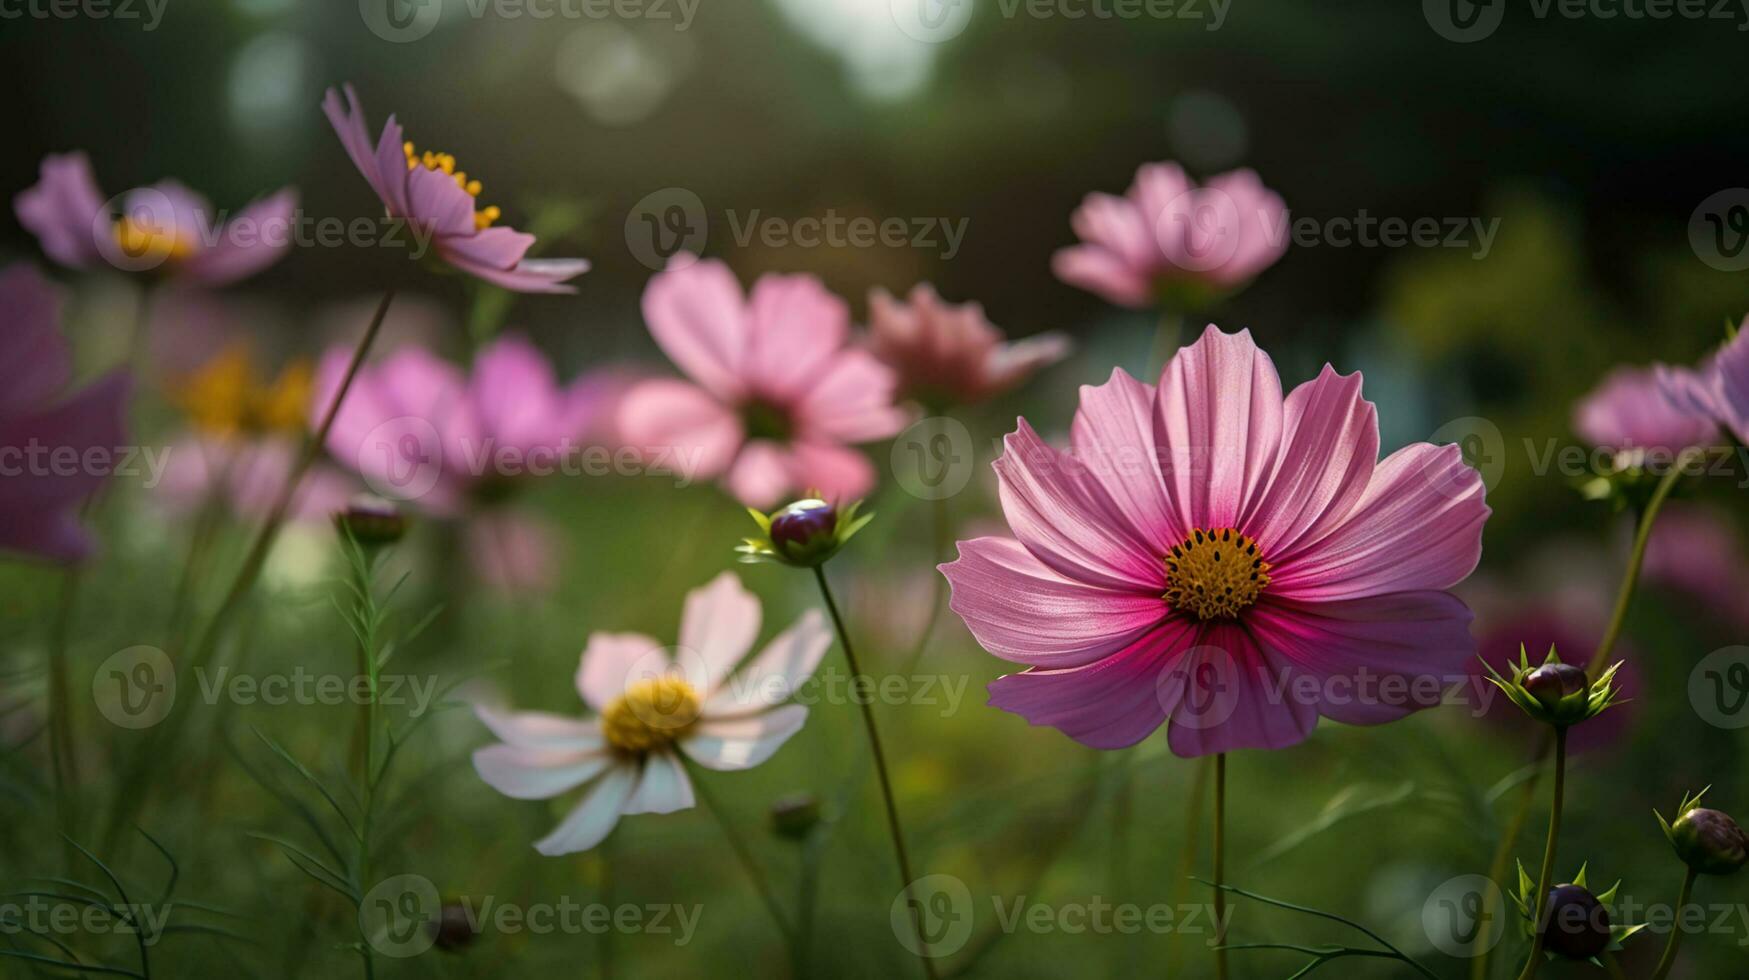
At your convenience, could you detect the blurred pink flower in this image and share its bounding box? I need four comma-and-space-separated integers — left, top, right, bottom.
157, 435, 354, 525
15, 152, 296, 286
472, 572, 828, 855
322, 85, 589, 294
1642, 503, 1749, 631
618, 256, 908, 508
0, 264, 131, 562
941, 325, 1489, 755
1658, 323, 1749, 447
867, 284, 1070, 405
1573, 365, 1718, 453
314, 334, 615, 591
1053, 163, 1287, 309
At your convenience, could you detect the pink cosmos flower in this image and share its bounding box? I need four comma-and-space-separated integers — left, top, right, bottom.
322, 85, 589, 294
1052, 163, 1287, 309
617, 256, 908, 508
867, 284, 1070, 405
1573, 365, 1718, 454
15, 152, 297, 285
1642, 503, 1749, 631
941, 325, 1489, 755
472, 572, 829, 855
0, 264, 131, 562
1658, 324, 1749, 447
158, 436, 354, 525
314, 334, 616, 589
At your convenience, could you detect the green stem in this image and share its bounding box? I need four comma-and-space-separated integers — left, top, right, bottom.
811, 566, 938, 980
1474, 455, 1687, 979
353, 545, 383, 980
685, 759, 796, 946
1650, 866, 1697, 980
1214, 752, 1229, 980
1515, 727, 1568, 980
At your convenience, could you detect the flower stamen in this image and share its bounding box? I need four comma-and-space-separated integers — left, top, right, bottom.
601, 675, 701, 754
1163, 527, 1271, 620
403, 140, 502, 231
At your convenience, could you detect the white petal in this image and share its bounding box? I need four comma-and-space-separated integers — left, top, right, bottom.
576, 632, 664, 712
533, 764, 638, 856
473, 705, 604, 751
472, 744, 613, 800
681, 704, 809, 771
622, 751, 696, 815
678, 572, 762, 695
703, 609, 830, 717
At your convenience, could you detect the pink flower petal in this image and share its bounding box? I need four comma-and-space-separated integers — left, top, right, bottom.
702, 610, 830, 718
615, 378, 743, 480
14, 153, 107, 269
642, 255, 749, 400
473, 704, 604, 751
472, 744, 613, 800
0, 371, 130, 564
533, 762, 637, 855
941, 537, 1166, 668
994, 419, 1164, 592
1244, 364, 1378, 554
681, 704, 809, 771
986, 618, 1197, 749
725, 439, 795, 508
678, 572, 762, 696
1052, 245, 1152, 308
184, 188, 299, 286
1153, 325, 1284, 535
791, 348, 908, 444
1163, 621, 1318, 757
744, 273, 850, 402
372, 113, 412, 219
786, 441, 876, 504
1070, 367, 1183, 554
0, 264, 71, 416
1269, 443, 1488, 601
439, 225, 534, 270
321, 85, 394, 213
622, 751, 695, 815
575, 632, 664, 712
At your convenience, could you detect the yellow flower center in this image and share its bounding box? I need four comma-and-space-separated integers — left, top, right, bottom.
174, 347, 313, 437
1163, 527, 1272, 620
601, 675, 702, 754
403, 141, 502, 231
113, 217, 196, 265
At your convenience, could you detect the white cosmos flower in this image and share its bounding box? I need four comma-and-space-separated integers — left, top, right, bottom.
472, 571, 830, 855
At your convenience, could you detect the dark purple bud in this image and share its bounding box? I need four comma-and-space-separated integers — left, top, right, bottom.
769, 792, 822, 841
769, 499, 836, 558
1523, 663, 1588, 711
1672, 808, 1749, 875
428, 901, 477, 952
334, 494, 407, 548
1540, 883, 1610, 960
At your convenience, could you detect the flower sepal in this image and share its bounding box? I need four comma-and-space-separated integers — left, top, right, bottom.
1482, 645, 1623, 728
1510, 861, 1647, 963
1657, 787, 1749, 876
737, 496, 873, 568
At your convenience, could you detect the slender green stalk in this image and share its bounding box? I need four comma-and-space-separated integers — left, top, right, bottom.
1515, 727, 1568, 980
1650, 867, 1697, 980
1474, 454, 1688, 978
811, 566, 938, 980
685, 759, 796, 946
1214, 752, 1229, 980
1167, 756, 1212, 977
100, 289, 397, 851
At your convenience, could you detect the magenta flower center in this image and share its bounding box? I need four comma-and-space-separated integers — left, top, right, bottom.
1163, 527, 1272, 620
601, 675, 701, 754
403, 141, 502, 231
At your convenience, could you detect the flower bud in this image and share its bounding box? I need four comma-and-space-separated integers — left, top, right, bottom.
1523, 663, 1588, 712
334, 494, 407, 548
769, 499, 837, 562
1670, 808, 1749, 876
1540, 883, 1610, 960
769, 792, 822, 841
427, 900, 477, 952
